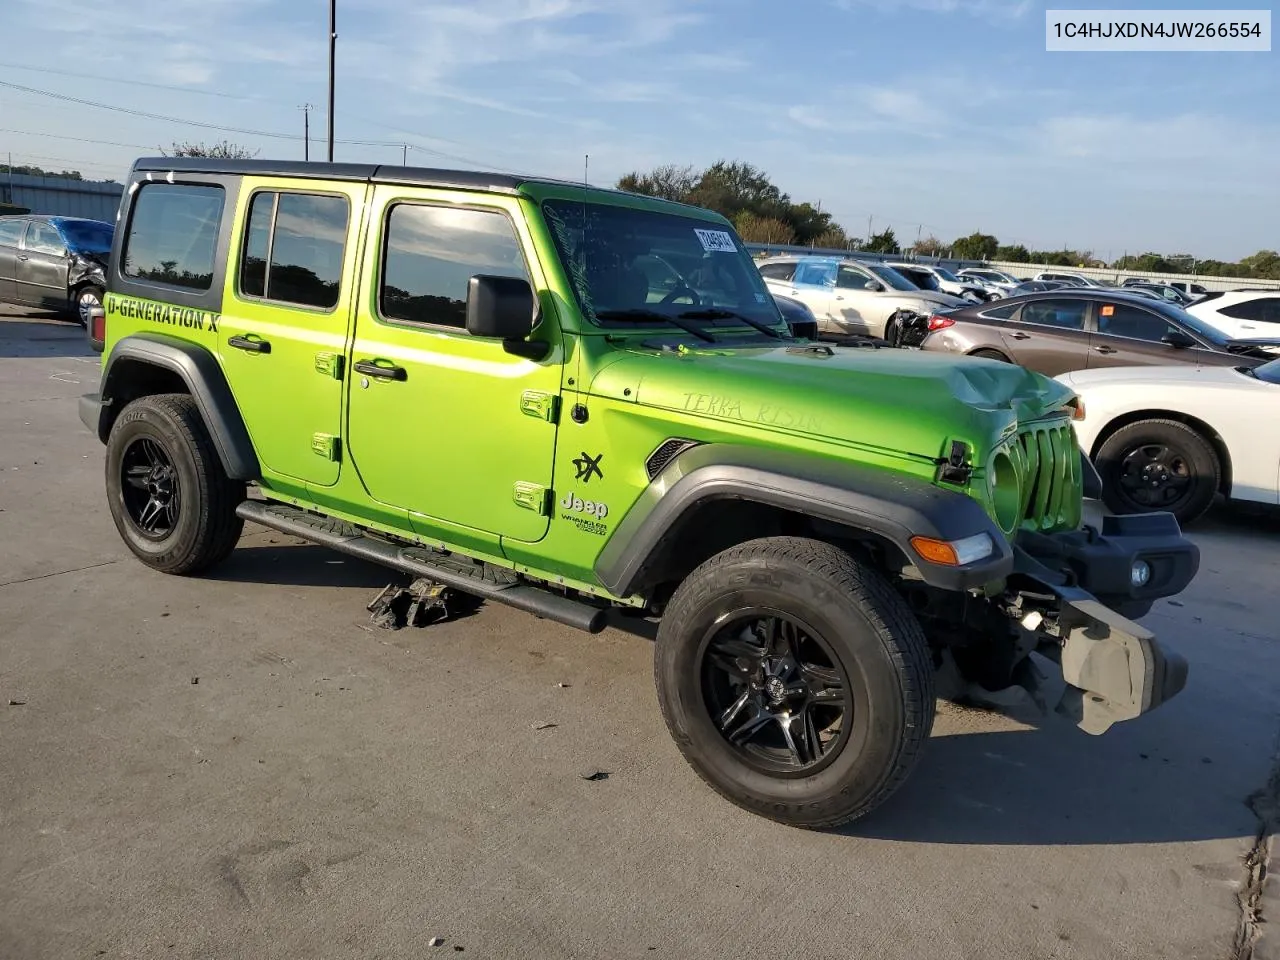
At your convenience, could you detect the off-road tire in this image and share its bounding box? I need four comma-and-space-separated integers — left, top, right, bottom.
654, 536, 935, 829
105, 394, 245, 574
1095, 418, 1220, 526
970, 348, 1011, 362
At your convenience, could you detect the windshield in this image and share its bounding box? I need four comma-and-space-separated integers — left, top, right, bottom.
542, 199, 782, 329
1253, 358, 1280, 383
57, 219, 113, 255
866, 263, 921, 292
932, 267, 960, 282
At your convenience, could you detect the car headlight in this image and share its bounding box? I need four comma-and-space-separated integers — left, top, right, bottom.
987, 449, 1022, 534
1131, 560, 1152, 588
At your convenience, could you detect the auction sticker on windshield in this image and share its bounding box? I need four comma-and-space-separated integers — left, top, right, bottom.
694, 229, 737, 253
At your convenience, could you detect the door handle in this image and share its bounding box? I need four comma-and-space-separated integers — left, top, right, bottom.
16, 255, 29, 262
1094, 345, 1117, 354
353, 359, 407, 381
228, 334, 271, 354
835, 295, 846, 301
1008, 331, 1030, 340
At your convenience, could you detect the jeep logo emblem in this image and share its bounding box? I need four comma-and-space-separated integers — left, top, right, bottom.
560, 492, 608, 520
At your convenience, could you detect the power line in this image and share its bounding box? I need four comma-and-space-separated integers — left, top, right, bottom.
0, 127, 155, 151
0, 79, 403, 147
0, 61, 254, 99
0, 80, 513, 172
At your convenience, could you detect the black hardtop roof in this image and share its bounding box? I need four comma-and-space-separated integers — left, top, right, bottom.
130, 157, 642, 200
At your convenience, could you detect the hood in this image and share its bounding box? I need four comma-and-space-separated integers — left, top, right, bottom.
1058, 363, 1257, 389
592, 341, 1074, 463
911, 289, 969, 309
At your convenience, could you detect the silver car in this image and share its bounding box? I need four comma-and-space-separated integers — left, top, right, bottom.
757, 255, 968, 338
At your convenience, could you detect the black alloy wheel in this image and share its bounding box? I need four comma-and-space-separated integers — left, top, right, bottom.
1096, 418, 1220, 525
701, 610, 851, 774
119, 436, 181, 539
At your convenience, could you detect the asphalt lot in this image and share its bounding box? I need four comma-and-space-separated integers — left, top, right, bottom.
1, 304, 1278, 960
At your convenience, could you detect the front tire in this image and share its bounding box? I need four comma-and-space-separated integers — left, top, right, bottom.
654, 537, 935, 829
105, 394, 245, 574
1095, 418, 1220, 525
74, 285, 104, 328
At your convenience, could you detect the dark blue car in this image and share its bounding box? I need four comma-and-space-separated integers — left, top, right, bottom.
0, 215, 113, 325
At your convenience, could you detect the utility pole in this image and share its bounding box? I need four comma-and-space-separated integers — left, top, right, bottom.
327, 0, 336, 162
867, 215, 873, 246
300, 104, 313, 161
584, 154, 589, 186
402, 144, 408, 166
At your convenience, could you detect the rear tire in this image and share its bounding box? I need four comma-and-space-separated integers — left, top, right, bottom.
970, 348, 1011, 362
654, 536, 935, 829
105, 394, 245, 574
1095, 418, 1219, 526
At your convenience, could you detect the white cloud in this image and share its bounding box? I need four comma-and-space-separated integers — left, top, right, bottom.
833, 0, 1032, 18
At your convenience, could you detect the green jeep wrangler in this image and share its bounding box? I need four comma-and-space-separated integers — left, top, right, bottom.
81, 158, 1196, 828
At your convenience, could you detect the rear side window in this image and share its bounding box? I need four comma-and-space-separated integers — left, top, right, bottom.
1096, 303, 1175, 342
123, 183, 225, 290
1022, 299, 1086, 330
380, 204, 528, 329
981, 303, 1018, 320
758, 262, 796, 282
795, 262, 836, 286
238, 191, 349, 310
1221, 297, 1280, 324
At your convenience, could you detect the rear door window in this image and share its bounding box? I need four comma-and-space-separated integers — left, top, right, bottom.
1221, 297, 1280, 324
795, 262, 837, 287
1021, 298, 1087, 330
238, 191, 349, 309
123, 183, 225, 290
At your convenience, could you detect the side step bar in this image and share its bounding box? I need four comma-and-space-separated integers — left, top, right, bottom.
236, 501, 609, 634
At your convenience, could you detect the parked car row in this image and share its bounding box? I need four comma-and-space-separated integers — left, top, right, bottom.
0, 214, 112, 325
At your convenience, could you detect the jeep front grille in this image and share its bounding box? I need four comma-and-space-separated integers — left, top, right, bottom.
1010, 419, 1081, 533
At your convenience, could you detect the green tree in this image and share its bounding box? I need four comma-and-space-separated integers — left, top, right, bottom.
864, 228, 899, 254
616, 163, 698, 202
0, 163, 85, 181
733, 212, 796, 245
913, 235, 946, 257
995, 244, 1031, 263
811, 226, 850, 250
164, 140, 259, 159
951, 232, 999, 261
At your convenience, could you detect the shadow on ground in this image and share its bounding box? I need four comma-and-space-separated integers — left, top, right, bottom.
207, 543, 406, 589
0, 319, 92, 359
842, 716, 1256, 846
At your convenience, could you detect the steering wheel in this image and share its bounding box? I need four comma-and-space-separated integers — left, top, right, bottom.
660, 284, 701, 306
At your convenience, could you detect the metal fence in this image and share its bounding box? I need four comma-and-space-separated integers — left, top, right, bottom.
0, 172, 125, 223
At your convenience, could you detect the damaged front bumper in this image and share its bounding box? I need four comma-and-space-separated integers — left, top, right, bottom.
1014, 511, 1197, 734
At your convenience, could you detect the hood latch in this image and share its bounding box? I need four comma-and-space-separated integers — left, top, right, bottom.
936, 440, 973, 485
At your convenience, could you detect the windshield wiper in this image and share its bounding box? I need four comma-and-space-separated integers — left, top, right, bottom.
677, 308, 786, 340
594, 308, 717, 343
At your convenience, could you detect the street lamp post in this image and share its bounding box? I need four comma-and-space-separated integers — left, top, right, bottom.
327, 0, 336, 162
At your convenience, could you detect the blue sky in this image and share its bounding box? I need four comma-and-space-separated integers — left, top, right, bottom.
3, 0, 1275, 260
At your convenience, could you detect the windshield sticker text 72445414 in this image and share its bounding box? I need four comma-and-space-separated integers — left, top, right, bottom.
694, 229, 737, 253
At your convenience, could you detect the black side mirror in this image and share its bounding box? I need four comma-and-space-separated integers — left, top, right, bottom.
465, 275, 547, 359
863, 280, 883, 292
1161, 329, 1196, 349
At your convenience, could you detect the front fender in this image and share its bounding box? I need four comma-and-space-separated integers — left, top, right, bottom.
86, 333, 259, 479
594, 443, 1012, 596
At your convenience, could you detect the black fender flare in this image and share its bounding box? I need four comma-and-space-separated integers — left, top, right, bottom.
90, 333, 259, 480
594, 443, 1013, 596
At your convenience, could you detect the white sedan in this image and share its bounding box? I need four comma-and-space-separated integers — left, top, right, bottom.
1057, 359, 1280, 525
